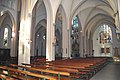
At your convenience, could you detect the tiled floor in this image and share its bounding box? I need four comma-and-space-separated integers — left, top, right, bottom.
90, 62, 120, 80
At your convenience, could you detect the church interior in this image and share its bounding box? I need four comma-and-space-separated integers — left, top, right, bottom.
0, 0, 120, 80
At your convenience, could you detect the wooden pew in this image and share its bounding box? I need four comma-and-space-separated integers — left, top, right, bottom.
24, 61, 95, 79
0, 66, 34, 80
11, 64, 70, 76
11, 63, 91, 80
0, 66, 57, 80
10, 64, 72, 80
29, 57, 108, 80
21, 63, 88, 80
0, 74, 14, 80
48, 58, 107, 79
11, 64, 81, 80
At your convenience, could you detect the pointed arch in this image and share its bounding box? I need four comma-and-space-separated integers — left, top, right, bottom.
0, 10, 15, 29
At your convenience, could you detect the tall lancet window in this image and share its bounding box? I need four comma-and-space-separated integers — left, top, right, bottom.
3, 28, 8, 46
72, 16, 79, 42
99, 24, 112, 54
99, 24, 112, 44
72, 16, 79, 35
71, 16, 79, 53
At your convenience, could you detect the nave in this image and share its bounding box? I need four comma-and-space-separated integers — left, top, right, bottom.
0, 0, 120, 80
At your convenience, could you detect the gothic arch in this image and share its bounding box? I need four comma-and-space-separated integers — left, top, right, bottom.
85, 14, 114, 39
0, 11, 15, 29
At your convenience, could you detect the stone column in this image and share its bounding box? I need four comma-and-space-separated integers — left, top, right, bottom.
62, 22, 68, 58
84, 36, 87, 57
18, 1, 32, 65
82, 36, 85, 57
46, 14, 56, 61
68, 29, 71, 58
79, 32, 84, 57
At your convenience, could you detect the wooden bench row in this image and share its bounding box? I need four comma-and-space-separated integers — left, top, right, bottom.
28, 57, 108, 79
0, 66, 57, 80
10, 64, 84, 80
0, 57, 108, 80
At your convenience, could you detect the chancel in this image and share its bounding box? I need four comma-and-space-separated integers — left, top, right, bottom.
0, 0, 120, 80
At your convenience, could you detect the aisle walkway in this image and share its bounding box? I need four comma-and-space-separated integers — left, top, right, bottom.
90, 62, 120, 80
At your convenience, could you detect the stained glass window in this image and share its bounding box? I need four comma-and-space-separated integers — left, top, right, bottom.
72, 16, 79, 34
99, 24, 112, 44
3, 28, 8, 46
71, 16, 79, 52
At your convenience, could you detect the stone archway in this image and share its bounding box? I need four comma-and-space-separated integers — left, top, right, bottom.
35, 24, 46, 57
31, 0, 47, 57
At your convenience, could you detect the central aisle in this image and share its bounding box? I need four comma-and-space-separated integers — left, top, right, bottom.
90, 62, 120, 80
